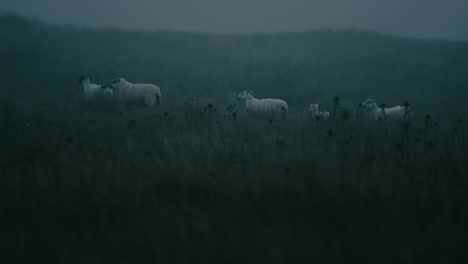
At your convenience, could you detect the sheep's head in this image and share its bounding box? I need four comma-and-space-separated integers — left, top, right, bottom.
78, 74, 90, 84
359, 99, 376, 109
110, 78, 124, 88
309, 104, 319, 112
237, 90, 253, 100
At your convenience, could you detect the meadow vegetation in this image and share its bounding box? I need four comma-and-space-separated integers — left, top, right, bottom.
1, 13, 467, 263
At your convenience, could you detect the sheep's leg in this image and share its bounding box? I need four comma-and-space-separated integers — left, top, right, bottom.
145, 95, 156, 107
156, 94, 161, 106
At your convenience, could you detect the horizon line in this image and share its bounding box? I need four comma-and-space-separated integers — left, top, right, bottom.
1, 11, 467, 43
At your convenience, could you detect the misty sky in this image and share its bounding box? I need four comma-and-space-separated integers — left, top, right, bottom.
1, 0, 468, 40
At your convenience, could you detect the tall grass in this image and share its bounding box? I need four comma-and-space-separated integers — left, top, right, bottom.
0, 13, 467, 263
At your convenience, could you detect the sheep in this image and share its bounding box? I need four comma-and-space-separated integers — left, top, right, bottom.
309, 104, 330, 120
110, 78, 161, 107
237, 90, 288, 117
78, 74, 113, 102
358, 98, 412, 121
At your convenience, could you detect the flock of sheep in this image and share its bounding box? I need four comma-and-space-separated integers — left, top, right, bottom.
79, 74, 412, 121
79, 74, 161, 107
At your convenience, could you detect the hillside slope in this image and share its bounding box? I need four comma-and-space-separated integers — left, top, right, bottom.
1, 13, 467, 112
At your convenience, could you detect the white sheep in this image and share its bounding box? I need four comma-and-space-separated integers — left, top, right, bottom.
78, 74, 113, 102
309, 104, 330, 120
110, 78, 161, 107
237, 90, 288, 117
358, 98, 412, 121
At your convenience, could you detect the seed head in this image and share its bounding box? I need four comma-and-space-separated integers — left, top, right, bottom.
276, 140, 285, 147
333, 96, 340, 105
394, 142, 403, 152
425, 115, 432, 126
427, 141, 434, 149
65, 136, 73, 144
341, 110, 350, 121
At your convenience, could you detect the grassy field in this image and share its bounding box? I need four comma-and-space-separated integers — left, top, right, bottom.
1, 13, 468, 263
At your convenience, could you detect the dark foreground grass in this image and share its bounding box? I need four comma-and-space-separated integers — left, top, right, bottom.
0, 98, 467, 263
1, 13, 468, 263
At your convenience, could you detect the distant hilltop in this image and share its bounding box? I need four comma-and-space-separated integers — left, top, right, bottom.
2, 12, 464, 44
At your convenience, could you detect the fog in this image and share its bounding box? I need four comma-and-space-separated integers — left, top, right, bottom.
2, 0, 468, 261
1, 0, 468, 40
